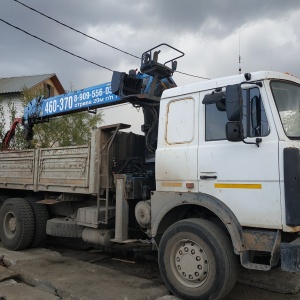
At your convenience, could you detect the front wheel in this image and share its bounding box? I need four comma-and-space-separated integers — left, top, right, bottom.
158, 218, 238, 300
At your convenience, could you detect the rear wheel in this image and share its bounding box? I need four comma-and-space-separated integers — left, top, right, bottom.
0, 195, 8, 210
158, 218, 238, 300
0, 198, 34, 250
24, 197, 49, 248
0, 196, 9, 241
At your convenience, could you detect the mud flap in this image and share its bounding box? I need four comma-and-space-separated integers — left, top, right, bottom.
281, 242, 300, 272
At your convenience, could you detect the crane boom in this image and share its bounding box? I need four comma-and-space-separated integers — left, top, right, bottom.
1, 82, 122, 149
23, 82, 123, 124
23, 43, 184, 125
2, 44, 184, 149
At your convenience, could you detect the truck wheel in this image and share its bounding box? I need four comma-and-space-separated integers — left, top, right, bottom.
46, 218, 83, 238
0, 196, 9, 241
0, 195, 8, 209
0, 198, 34, 250
158, 218, 238, 300
24, 197, 49, 248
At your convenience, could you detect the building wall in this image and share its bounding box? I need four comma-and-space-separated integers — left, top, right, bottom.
34, 79, 62, 98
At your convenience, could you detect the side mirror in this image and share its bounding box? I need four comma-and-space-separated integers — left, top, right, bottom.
226, 122, 242, 142
225, 84, 242, 121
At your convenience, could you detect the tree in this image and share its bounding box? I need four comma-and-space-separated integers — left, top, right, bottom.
31, 110, 102, 148
0, 99, 27, 149
8, 100, 28, 149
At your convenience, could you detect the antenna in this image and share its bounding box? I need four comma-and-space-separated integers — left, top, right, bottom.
238, 27, 242, 74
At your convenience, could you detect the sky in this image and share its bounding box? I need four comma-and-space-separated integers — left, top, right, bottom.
1, 0, 300, 132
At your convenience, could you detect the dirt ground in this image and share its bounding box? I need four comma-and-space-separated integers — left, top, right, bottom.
2, 238, 300, 300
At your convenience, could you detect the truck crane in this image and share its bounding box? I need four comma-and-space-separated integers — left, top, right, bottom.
1, 43, 300, 300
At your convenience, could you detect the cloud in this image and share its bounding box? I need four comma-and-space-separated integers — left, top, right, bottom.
1, 0, 300, 131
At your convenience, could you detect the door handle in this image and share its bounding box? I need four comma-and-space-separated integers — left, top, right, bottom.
200, 175, 217, 180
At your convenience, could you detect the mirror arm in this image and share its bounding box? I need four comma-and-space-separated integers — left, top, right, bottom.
239, 123, 262, 147
241, 136, 262, 147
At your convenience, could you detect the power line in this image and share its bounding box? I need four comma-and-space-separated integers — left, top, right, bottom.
12, 0, 209, 80
176, 70, 210, 80
12, 0, 140, 59
0, 18, 113, 72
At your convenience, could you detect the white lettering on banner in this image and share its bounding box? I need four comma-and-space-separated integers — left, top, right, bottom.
43, 85, 114, 115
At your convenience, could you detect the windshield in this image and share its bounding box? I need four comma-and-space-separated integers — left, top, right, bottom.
270, 80, 300, 139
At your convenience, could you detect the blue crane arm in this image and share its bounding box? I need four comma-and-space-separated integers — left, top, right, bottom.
0, 43, 183, 149
3, 80, 133, 147
17, 43, 183, 148
23, 43, 183, 125
23, 81, 123, 124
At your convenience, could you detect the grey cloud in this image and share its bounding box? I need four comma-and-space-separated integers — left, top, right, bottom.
1, 0, 300, 90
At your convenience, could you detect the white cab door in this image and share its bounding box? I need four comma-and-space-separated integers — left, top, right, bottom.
198, 86, 282, 229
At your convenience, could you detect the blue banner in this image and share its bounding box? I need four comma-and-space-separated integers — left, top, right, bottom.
39, 82, 120, 117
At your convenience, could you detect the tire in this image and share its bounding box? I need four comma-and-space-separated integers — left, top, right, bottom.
158, 218, 238, 300
24, 197, 49, 248
0, 196, 9, 240
0, 198, 35, 250
46, 218, 83, 238
0, 195, 8, 210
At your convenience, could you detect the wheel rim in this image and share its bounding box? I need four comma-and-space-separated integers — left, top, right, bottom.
170, 239, 209, 288
3, 212, 17, 239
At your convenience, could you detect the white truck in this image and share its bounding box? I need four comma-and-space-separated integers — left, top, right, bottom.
0, 45, 299, 299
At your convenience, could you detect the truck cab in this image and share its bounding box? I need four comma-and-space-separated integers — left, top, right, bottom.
154, 71, 300, 232
151, 71, 300, 299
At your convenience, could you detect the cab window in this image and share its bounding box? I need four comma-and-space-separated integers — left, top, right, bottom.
205, 87, 270, 141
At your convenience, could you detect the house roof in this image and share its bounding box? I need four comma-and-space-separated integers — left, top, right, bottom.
0, 74, 64, 94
